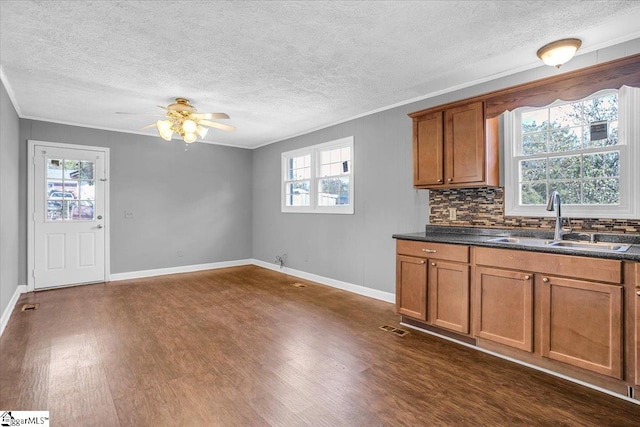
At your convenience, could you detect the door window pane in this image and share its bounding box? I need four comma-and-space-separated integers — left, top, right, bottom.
46, 157, 95, 221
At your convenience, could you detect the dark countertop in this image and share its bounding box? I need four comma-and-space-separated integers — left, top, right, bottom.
392, 225, 640, 262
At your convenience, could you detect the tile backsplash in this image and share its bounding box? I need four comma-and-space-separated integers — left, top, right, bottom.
429, 188, 640, 234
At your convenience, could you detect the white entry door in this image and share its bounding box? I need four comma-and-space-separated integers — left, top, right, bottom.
30, 143, 108, 289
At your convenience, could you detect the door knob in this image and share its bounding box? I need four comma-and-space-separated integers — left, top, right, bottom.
97, 215, 103, 220
97, 224, 103, 229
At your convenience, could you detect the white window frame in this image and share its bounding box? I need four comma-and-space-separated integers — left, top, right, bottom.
281, 136, 354, 214
504, 86, 640, 219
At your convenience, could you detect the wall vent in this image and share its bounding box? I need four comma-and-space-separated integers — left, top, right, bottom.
21, 303, 40, 312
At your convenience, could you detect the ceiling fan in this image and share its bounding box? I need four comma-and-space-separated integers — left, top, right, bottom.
117, 98, 235, 143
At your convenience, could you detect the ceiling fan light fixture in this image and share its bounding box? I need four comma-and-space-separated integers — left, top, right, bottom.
157, 120, 174, 140
182, 119, 197, 133
537, 38, 582, 68
196, 125, 208, 138
183, 132, 197, 144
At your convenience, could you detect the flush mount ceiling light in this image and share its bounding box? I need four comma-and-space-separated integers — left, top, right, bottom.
537, 38, 582, 68
118, 98, 235, 144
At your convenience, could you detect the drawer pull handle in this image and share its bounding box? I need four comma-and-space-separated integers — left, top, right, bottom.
431, 262, 436, 266
542, 277, 549, 283
422, 249, 437, 253
524, 275, 531, 280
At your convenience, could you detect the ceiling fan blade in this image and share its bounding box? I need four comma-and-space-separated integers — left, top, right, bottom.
192, 112, 230, 120
141, 122, 157, 129
199, 120, 236, 132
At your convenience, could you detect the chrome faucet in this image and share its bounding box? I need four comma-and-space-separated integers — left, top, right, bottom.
546, 191, 571, 241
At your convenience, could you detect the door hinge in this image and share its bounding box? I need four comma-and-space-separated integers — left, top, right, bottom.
32, 269, 36, 278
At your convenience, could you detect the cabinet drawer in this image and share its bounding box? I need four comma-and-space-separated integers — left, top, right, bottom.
474, 247, 622, 284
397, 240, 469, 262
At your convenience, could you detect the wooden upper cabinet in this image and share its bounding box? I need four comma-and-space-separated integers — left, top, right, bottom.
413, 111, 443, 186
410, 101, 499, 189
444, 102, 485, 185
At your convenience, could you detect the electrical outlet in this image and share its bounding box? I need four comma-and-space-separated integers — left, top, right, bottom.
177, 249, 183, 257
124, 209, 135, 219
449, 207, 457, 221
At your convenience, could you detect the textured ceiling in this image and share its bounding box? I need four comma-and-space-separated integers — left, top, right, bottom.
2, 1, 640, 149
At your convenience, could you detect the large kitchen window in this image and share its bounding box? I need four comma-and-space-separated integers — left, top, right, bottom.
503, 86, 640, 219
281, 136, 354, 214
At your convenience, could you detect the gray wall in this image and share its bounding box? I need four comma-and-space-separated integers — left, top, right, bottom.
1, 80, 20, 317
18, 121, 253, 282
251, 39, 640, 295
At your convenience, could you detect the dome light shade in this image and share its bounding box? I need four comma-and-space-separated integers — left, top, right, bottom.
537, 38, 582, 68
156, 120, 174, 140
182, 119, 197, 133
183, 132, 197, 144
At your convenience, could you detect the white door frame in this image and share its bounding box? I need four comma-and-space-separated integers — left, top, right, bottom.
27, 140, 110, 292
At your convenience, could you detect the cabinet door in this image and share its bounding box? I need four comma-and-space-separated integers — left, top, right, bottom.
428, 260, 469, 333
444, 101, 484, 184
474, 267, 533, 352
541, 276, 623, 379
413, 111, 443, 186
396, 255, 427, 320
634, 286, 640, 386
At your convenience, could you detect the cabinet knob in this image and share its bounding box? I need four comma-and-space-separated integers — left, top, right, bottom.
637, 291, 640, 296
437, 179, 443, 183
431, 262, 436, 266
542, 277, 549, 283
447, 178, 453, 182
420, 260, 425, 264
524, 275, 531, 280
422, 249, 437, 253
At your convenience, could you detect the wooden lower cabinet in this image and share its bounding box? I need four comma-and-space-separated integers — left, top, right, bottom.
473, 266, 533, 352
429, 260, 469, 333
636, 285, 640, 387
540, 275, 623, 379
396, 255, 427, 320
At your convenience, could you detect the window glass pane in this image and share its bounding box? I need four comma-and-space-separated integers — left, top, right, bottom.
78, 161, 94, 180
329, 163, 341, 176
550, 102, 582, 127
521, 110, 548, 132
47, 200, 63, 221
520, 159, 546, 181
320, 165, 331, 177
329, 149, 341, 163
47, 159, 63, 178
549, 128, 581, 152
548, 156, 580, 180
285, 182, 310, 206
583, 179, 619, 204
520, 182, 547, 205
550, 182, 581, 204
79, 180, 95, 200
583, 152, 619, 178
340, 147, 351, 161
72, 200, 94, 220
522, 133, 547, 155
318, 177, 349, 206
583, 94, 618, 123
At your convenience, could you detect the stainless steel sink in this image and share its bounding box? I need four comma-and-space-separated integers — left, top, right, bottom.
546, 241, 631, 252
486, 236, 631, 253
486, 237, 550, 246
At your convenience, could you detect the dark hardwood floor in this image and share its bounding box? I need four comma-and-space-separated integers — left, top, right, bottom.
1, 265, 639, 426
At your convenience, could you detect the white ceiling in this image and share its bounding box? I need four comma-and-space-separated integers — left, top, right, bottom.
2, 1, 640, 149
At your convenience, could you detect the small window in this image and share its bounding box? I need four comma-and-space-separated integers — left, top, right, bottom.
282, 137, 354, 214
503, 87, 640, 219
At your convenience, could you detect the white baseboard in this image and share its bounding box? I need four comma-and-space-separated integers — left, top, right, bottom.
109, 259, 253, 281
251, 259, 395, 303
1, 284, 27, 337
